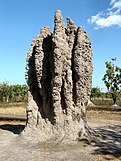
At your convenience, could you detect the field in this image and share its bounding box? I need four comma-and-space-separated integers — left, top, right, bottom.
0, 102, 26, 116
0, 101, 121, 161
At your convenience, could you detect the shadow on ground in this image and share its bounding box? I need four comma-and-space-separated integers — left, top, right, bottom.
0, 122, 121, 160
0, 124, 25, 134
93, 124, 121, 159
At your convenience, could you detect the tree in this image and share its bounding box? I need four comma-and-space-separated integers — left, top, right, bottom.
102, 59, 121, 106
0, 82, 12, 102
91, 87, 101, 100
0, 83, 28, 102
10, 84, 28, 102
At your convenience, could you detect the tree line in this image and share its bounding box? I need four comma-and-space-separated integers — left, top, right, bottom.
0, 58, 121, 105
0, 82, 121, 105
0, 82, 28, 102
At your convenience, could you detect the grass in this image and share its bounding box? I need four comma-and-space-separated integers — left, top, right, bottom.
91, 98, 121, 106
0, 99, 121, 116
0, 102, 26, 116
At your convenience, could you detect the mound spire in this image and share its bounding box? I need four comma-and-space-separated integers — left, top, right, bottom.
25, 10, 93, 142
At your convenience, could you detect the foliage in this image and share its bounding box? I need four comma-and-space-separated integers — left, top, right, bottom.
102, 58, 121, 105
0, 82, 28, 102
91, 87, 102, 99
11, 84, 28, 102
90, 87, 110, 101
0, 82, 12, 102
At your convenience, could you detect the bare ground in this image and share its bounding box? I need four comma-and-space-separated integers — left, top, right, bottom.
0, 108, 121, 161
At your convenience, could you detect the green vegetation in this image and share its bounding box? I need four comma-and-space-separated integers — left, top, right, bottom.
0, 81, 121, 106
102, 58, 121, 106
91, 87, 102, 99
91, 86, 121, 106
0, 82, 28, 102
1, 58, 121, 106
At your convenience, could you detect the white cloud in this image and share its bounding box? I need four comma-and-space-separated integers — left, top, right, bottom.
96, 15, 121, 28
88, 0, 121, 29
112, 1, 121, 9
87, 13, 101, 24
110, 0, 117, 5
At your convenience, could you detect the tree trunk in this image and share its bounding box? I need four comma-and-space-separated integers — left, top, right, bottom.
24, 10, 94, 143
6, 95, 9, 102
113, 96, 117, 105
111, 93, 117, 106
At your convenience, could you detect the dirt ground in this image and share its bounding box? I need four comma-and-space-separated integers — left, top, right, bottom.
0, 108, 121, 161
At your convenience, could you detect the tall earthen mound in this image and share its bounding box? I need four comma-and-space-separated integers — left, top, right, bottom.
25, 10, 93, 142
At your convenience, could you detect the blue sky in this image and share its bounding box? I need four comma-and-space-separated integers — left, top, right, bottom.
0, 0, 121, 91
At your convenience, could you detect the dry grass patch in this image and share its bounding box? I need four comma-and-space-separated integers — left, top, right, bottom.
0, 102, 26, 116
